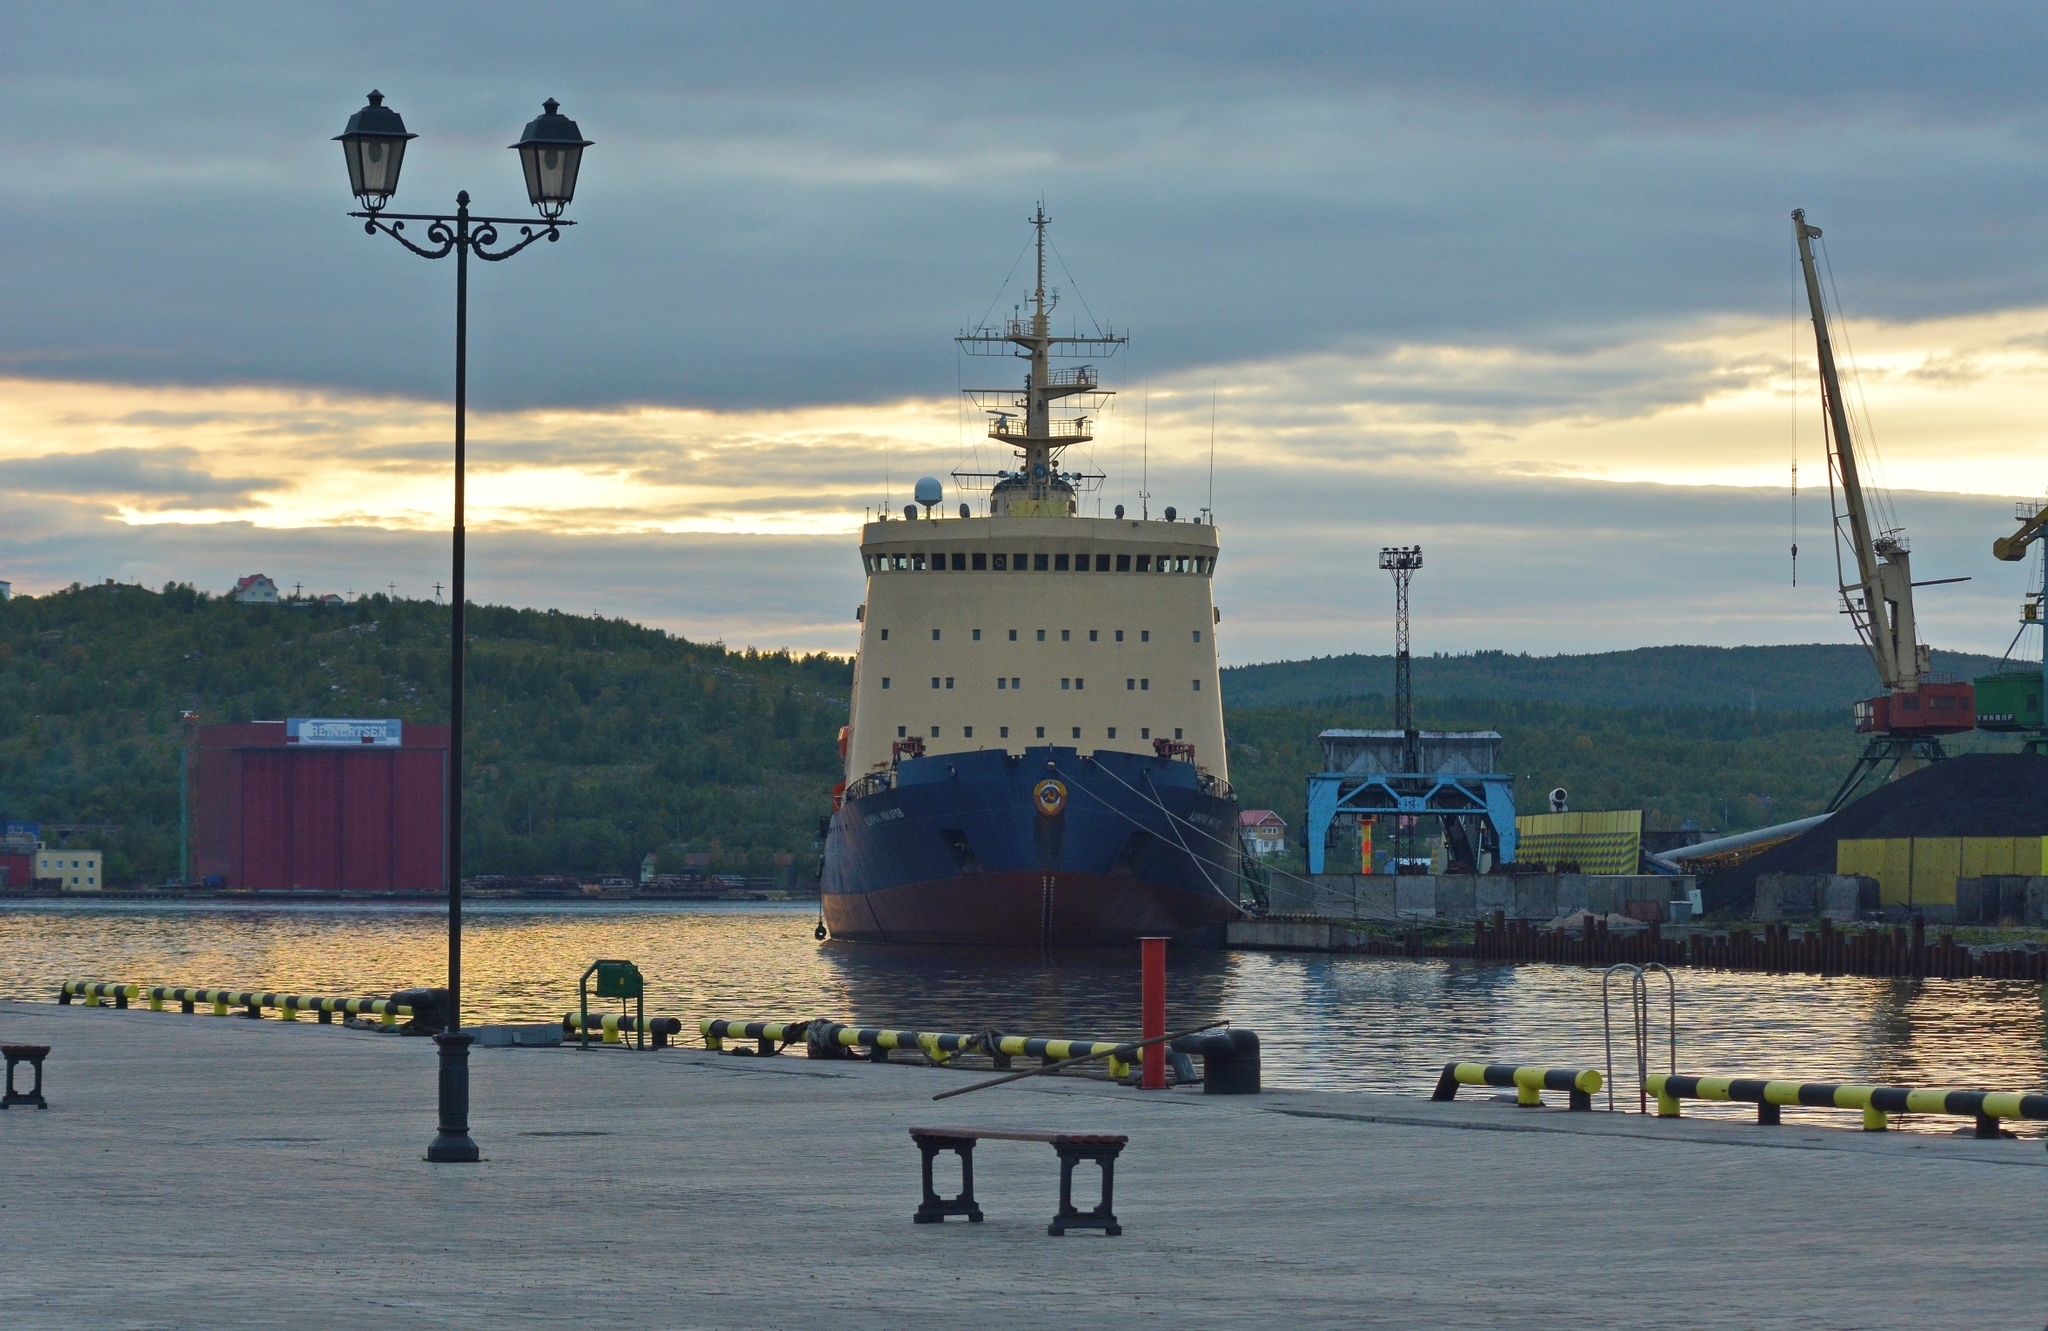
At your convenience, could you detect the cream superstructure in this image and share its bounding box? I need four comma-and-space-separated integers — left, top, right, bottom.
847, 514, 1226, 780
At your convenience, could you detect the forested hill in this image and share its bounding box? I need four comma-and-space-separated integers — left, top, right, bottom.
1221, 644, 2009, 712
2, 581, 2028, 886
0, 582, 851, 885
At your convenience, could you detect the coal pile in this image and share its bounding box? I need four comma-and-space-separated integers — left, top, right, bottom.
1701, 753, 2048, 914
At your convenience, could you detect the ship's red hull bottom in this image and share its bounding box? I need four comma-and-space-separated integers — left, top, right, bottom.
823, 870, 1237, 948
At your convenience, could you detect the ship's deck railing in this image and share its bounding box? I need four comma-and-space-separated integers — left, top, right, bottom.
989, 417, 1090, 441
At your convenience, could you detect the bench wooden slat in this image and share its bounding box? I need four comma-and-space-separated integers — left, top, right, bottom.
909, 1126, 1128, 1146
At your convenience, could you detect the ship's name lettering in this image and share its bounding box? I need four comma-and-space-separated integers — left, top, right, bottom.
863, 808, 907, 827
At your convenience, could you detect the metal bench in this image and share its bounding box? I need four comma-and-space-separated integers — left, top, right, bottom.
908, 1127, 1128, 1236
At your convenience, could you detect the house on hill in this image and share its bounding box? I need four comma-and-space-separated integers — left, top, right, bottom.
233, 574, 280, 604
1240, 809, 1287, 857
319, 593, 346, 607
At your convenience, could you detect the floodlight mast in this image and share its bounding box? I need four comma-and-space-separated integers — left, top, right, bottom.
1378, 545, 1423, 870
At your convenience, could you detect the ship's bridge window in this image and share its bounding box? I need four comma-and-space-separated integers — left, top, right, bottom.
891, 554, 909, 571
1096, 554, 1111, 571
1054, 554, 1069, 571
993, 553, 1008, 570
1033, 553, 1048, 571
910, 553, 927, 571
1135, 555, 1150, 572
973, 553, 987, 571
951, 552, 966, 570
1071, 552, 1089, 571
1117, 554, 1131, 572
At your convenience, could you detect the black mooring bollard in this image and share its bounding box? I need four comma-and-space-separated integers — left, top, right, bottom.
1172, 1030, 1261, 1094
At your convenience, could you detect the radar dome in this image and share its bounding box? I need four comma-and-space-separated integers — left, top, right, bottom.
914, 477, 943, 507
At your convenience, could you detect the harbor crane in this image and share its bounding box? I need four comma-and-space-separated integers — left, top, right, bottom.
1793, 209, 1975, 809
1976, 501, 2048, 753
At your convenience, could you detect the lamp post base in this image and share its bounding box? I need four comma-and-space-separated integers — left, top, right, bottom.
426, 1030, 481, 1163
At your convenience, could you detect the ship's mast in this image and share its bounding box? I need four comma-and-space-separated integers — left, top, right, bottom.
957, 207, 1126, 515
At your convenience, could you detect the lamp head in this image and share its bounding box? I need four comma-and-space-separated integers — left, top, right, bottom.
335, 91, 416, 213
511, 98, 592, 220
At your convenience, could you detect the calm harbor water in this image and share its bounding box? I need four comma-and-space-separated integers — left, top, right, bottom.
5, 901, 2044, 1133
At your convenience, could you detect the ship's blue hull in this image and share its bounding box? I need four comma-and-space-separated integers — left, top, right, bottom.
822, 746, 1241, 947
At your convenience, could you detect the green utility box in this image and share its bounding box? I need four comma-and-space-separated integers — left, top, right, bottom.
1974, 673, 2043, 732
592, 959, 644, 999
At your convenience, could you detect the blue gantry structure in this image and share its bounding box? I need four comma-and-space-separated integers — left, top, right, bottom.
1304, 730, 1518, 874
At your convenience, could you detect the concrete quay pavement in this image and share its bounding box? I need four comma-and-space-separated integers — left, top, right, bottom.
2, 998, 2042, 1329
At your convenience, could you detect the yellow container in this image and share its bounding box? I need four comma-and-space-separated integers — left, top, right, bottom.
1514, 809, 1642, 875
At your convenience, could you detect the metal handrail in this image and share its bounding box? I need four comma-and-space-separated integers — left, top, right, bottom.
1601, 963, 1676, 1112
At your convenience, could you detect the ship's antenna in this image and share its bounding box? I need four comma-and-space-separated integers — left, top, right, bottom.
1205, 383, 1217, 521
1140, 378, 1151, 520
1033, 200, 1048, 322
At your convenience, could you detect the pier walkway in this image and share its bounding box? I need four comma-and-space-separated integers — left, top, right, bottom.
2, 999, 2038, 1327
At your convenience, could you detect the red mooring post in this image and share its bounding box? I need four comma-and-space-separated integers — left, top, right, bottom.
1140, 936, 1167, 1089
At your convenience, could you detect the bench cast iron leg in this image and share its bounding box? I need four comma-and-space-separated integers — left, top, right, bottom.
912, 1135, 983, 1224
1049, 1145, 1122, 1237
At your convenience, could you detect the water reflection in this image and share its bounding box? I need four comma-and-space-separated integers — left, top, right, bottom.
4, 902, 2044, 1134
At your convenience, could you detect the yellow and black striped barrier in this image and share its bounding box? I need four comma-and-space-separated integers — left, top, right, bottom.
1431, 1062, 1602, 1111
562, 1012, 684, 1049
811, 1024, 986, 1066
1647, 1073, 2048, 1137
59, 981, 414, 1027
700, 1019, 812, 1056
990, 1035, 1136, 1079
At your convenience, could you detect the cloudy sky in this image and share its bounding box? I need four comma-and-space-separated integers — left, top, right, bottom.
5, 3, 2048, 664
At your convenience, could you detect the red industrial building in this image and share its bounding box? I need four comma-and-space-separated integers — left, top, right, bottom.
192, 719, 447, 892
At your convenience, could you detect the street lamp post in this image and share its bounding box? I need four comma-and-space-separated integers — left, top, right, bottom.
336, 90, 591, 1163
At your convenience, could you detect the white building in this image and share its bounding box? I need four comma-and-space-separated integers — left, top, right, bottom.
1240, 809, 1287, 858
233, 574, 280, 604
